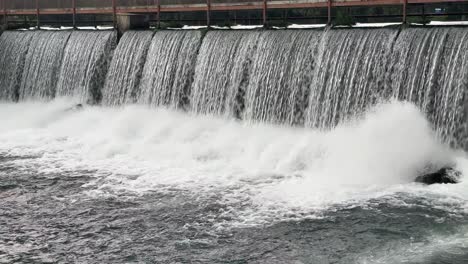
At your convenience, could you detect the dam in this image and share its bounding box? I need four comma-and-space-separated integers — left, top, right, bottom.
1, 26, 468, 148
1, 1, 468, 262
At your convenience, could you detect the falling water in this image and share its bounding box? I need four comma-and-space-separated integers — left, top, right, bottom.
190, 30, 259, 117
387, 27, 468, 148
0, 26, 468, 148
19, 31, 71, 100
244, 30, 322, 125
0, 31, 33, 101
138, 30, 201, 109
305, 28, 398, 128
56, 31, 116, 104
102, 31, 153, 106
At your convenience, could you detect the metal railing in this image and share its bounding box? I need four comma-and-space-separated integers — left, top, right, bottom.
1, 0, 467, 28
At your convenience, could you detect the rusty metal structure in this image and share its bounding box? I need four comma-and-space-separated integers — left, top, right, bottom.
0, 0, 467, 28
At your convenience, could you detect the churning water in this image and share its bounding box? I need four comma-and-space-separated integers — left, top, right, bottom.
1, 27, 468, 263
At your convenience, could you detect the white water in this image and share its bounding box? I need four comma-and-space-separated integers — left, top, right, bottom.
0, 99, 467, 225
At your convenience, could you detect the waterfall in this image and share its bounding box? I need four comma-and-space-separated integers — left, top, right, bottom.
19, 31, 71, 100
0, 31, 33, 101
432, 28, 468, 149
138, 30, 201, 109
102, 31, 153, 106
387, 27, 468, 148
305, 28, 398, 128
56, 31, 116, 103
190, 30, 259, 117
1, 26, 468, 148
244, 30, 322, 125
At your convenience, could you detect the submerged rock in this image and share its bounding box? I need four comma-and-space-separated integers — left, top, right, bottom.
415, 167, 461, 185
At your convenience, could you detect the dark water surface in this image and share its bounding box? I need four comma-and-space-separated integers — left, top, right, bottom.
1, 154, 468, 264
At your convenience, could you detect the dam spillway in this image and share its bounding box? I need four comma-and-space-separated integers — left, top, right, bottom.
0, 27, 468, 148
2, 26, 468, 263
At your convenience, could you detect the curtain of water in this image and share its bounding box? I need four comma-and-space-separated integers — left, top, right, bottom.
387, 28, 468, 148
1, 27, 468, 148
0, 31, 33, 101
56, 31, 116, 104
190, 30, 259, 118
244, 30, 322, 125
19, 31, 71, 100
102, 31, 153, 106
138, 30, 201, 109
305, 28, 398, 128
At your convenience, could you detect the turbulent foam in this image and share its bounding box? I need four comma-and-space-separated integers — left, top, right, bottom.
0, 99, 465, 225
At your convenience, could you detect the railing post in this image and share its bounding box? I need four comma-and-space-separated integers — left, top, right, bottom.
207, 0, 211, 27
2, 0, 7, 30
263, 0, 267, 27
421, 3, 425, 23
36, 0, 40, 29
112, 0, 117, 29
402, 0, 408, 24
327, 0, 332, 25
157, 0, 161, 29
72, 0, 76, 29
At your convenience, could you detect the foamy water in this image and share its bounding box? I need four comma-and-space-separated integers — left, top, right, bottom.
0, 99, 467, 226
